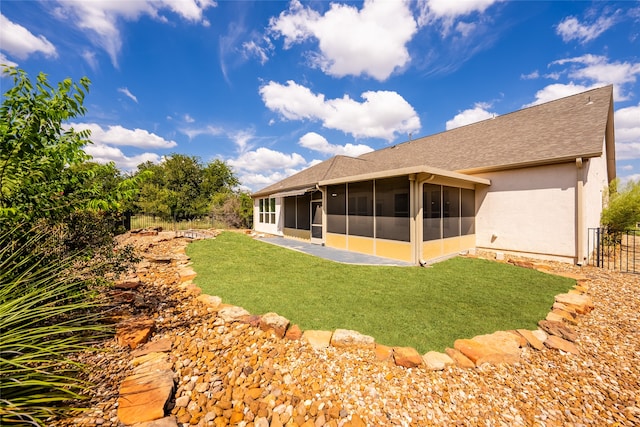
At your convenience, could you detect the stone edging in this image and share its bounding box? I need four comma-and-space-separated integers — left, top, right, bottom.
114, 236, 595, 426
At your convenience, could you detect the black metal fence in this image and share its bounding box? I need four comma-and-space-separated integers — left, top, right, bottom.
122, 213, 217, 232
588, 227, 639, 274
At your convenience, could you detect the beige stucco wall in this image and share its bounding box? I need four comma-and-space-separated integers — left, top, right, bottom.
474, 163, 578, 262
582, 139, 610, 262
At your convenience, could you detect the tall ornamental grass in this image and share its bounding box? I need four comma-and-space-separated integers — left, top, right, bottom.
0, 228, 111, 426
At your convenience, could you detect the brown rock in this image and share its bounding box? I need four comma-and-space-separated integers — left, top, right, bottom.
116, 317, 155, 349
349, 414, 366, 427
330, 329, 375, 349
260, 312, 290, 338
444, 348, 475, 368
393, 347, 423, 368
555, 293, 594, 314
239, 314, 262, 327
551, 308, 578, 325
114, 276, 142, 290
375, 344, 393, 361
515, 329, 545, 351
218, 306, 251, 323
132, 416, 178, 427
302, 330, 333, 350
453, 339, 519, 366
422, 351, 455, 371
471, 331, 521, 363
132, 338, 173, 357
117, 370, 174, 425
538, 320, 578, 342
285, 324, 303, 340
177, 268, 197, 283
545, 335, 579, 354
196, 294, 222, 310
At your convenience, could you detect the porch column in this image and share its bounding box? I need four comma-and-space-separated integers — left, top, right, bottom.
576, 158, 585, 265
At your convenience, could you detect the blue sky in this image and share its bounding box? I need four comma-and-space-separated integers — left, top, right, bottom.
1, 0, 639, 192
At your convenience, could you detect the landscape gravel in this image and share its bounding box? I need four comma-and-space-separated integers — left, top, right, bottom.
52, 232, 639, 426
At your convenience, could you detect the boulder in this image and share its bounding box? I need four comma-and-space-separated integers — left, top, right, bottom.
260, 313, 290, 339
392, 347, 423, 368
422, 351, 455, 371
531, 328, 548, 343
330, 329, 375, 349
132, 416, 178, 427
472, 331, 521, 359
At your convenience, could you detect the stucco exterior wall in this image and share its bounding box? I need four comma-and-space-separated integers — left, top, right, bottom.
474, 163, 578, 262
582, 140, 610, 262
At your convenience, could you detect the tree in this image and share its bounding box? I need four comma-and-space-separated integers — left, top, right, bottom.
0, 67, 91, 222
601, 179, 640, 230
210, 190, 253, 229
132, 154, 240, 221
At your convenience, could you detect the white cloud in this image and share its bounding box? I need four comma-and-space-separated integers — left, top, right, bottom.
53, 0, 215, 67
615, 103, 640, 161
83, 143, 161, 171
525, 55, 640, 107
269, 0, 417, 81
69, 123, 177, 149
260, 80, 420, 141
118, 87, 138, 103
520, 70, 540, 80
445, 104, 496, 130
556, 15, 617, 44
179, 125, 224, 140
184, 114, 195, 123
228, 147, 306, 173
0, 14, 57, 60
298, 132, 373, 157
417, 0, 502, 34
524, 82, 593, 107
242, 40, 271, 65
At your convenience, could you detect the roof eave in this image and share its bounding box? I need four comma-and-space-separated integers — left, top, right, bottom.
458, 152, 604, 175
319, 165, 491, 186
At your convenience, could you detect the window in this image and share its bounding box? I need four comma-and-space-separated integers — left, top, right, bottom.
443, 186, 460, 238
375, 177, 410, 241
258, 197, 276, 224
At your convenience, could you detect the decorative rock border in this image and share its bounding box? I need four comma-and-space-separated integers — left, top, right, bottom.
113, 235, 595, 426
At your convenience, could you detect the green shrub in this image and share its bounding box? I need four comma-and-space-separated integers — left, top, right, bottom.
0, 228, 112, 426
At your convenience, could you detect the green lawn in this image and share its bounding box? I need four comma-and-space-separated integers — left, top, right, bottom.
187, 232, 574, 352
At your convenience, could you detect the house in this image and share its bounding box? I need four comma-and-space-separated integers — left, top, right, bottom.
252, 85, 616, 265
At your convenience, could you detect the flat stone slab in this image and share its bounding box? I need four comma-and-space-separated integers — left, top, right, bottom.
116, 318, 155, 350
196, 294, 222, 310
555, 293, 594, 314
218, 306, 250, 323
445, 347, 475, 368
132, 338, 173, 358
538, 320, 578, 342
118, 369, 174, 425
545, 335, 579, 354
330, 329, 375, 349
516, 329, 545, 351
454, 338, 519, 366
302, 330, 333, 350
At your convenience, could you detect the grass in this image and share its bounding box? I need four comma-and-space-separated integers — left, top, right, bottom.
187, 232, 574, 353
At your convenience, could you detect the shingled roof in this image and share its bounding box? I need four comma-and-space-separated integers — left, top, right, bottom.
253, 85, 614, 197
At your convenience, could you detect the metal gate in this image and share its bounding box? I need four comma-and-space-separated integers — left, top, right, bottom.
588, 227, 639, 274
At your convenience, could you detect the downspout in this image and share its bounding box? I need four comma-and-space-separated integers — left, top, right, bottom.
576, 158, 585, 265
